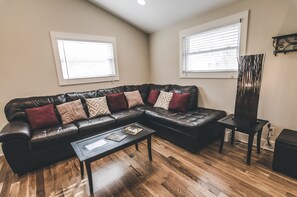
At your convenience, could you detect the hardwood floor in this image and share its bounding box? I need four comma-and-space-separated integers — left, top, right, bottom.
0, 136, 296, 197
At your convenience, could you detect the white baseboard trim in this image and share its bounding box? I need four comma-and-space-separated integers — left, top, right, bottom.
236, 132, 275, 152
225, 130, 275, 152
0, 143, 3, 156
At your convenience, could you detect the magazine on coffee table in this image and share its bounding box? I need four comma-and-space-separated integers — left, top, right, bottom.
85, 139, 107, 151
124, 125, 143, 135
105, 133, 127, 142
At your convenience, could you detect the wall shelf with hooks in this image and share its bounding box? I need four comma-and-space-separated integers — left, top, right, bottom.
272, 33, 297, 56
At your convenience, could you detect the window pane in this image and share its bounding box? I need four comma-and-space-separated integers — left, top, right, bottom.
57, 40, 115, 79
183, 23, 240, 72
185, 48, 238, 71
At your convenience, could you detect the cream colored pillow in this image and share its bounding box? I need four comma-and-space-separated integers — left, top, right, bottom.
56, 100, 87, 125
154, 91, 173, 110
124, 90, 144, 108
86, 96, 111, 118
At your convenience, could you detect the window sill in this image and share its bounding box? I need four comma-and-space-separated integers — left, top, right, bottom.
180, 71, 238, 79
58, 76, 119, 86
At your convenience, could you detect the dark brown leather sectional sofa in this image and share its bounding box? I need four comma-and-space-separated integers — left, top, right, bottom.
0, 84, 226, 175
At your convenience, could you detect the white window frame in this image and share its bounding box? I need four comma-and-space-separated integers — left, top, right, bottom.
50, 31, 119, 86
179, 10, 249, 79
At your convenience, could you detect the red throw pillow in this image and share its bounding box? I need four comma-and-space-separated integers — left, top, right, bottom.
25, 104, 59, 130
169, 93, 191, 112
147, 90, 160, 105
106, 93, 128, 112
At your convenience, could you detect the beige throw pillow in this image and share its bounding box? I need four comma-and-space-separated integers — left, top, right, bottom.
86, 96, 111, 118
124, 90, 144, 108
154, 91, 173, 110
56, 99, 87, 125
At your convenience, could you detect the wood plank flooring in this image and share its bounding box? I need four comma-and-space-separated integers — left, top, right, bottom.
0, 136, 296, 197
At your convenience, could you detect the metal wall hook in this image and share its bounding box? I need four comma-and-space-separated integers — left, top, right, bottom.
272, 33, 297, 56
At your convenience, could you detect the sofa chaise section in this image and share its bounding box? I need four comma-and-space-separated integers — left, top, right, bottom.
144, 107, 226, 152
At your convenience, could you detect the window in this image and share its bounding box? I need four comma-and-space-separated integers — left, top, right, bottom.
179, 11, 249, 78
50, 32, 119, 85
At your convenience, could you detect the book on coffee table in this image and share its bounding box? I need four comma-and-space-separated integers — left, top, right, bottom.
105, 133, 127, 142
124, 125, 143, 135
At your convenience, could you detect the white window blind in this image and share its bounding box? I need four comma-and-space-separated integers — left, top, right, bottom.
57, 40, 116, 80
182, 23, 241, 73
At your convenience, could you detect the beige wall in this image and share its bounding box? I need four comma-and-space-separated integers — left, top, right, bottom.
149, 0, 297, 139
0, 0, 150, 128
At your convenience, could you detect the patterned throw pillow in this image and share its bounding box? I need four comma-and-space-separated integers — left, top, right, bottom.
86, 97, 111, 118
56, 99, 88, 125
124, 90, 144, 108
154, 91, 173, 110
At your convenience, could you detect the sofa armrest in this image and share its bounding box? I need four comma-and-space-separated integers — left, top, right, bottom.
0, 121, 31, 142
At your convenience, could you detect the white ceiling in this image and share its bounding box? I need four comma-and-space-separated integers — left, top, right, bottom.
89, 0, 239, 33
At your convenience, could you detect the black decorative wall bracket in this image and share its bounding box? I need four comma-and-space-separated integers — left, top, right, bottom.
272, 33, 297, 56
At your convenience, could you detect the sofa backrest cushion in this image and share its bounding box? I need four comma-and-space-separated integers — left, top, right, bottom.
124, 84, 149, 102
168, 84, 198, 110
5, 94, 66, 122
97, 86, 124, 97
66, 90, 98, 102
148, 84, 171, 92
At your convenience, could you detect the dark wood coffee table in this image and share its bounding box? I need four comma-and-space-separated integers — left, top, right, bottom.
71, 123, 155, 194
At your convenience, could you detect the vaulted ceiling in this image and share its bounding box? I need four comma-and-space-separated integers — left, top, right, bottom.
89, 0, 240, 33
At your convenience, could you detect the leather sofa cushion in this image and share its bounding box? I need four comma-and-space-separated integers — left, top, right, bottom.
29, 123, 79, 151
110, 109, 144, 125
5, 94, 66, 122
124, 84, 149, 102
97, 86, 125, 97
145, 107, 226, 137
75, 116, 116, 137
0, 121, 31, 142
135, 105, 154, 112
148, 84, 171, 92
66, 90, 98, 102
